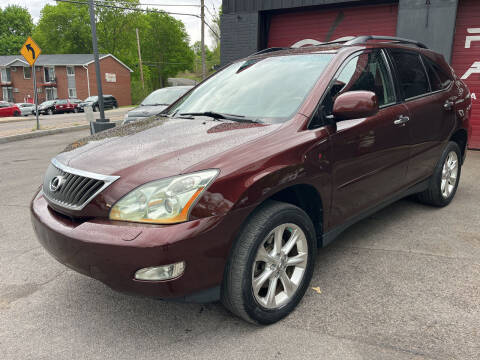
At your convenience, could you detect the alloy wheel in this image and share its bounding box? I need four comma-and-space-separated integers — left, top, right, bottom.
441, 151, 458, 199
252, 223, 308, 309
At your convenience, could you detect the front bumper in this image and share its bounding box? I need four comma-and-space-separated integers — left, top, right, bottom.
31, 191, 251, 301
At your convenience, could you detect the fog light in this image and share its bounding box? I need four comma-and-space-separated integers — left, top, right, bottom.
134, 262, 185, 281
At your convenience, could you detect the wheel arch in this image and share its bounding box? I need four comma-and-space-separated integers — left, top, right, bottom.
268, 184, 324, 246
450, 128, 468, 163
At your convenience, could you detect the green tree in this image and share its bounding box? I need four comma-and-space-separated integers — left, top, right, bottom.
0, 5, 34, 55
33, 2, 92, 53
140, 12, 194, 88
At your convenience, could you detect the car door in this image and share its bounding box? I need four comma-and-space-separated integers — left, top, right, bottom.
316, 49, 411, 228
388, 50, 456, 184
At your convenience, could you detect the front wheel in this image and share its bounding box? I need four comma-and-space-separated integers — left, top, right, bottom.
222, 200, 316, 324
47, 109, 53, 115
417, 141, 462, 207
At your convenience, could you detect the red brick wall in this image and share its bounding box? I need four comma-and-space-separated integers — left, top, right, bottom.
9, 66, 44, 103
55, 66, 68, 99
86, 56, 132, 106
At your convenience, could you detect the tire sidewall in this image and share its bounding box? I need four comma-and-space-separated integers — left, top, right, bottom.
239, 205, 316, 324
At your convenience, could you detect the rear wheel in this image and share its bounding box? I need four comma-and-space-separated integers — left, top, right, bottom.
222, 200, 316, 324
73, 107, 79, 113
417, 141, 461, 207
93, 105, 98, 112
47, 108, 53, 115
13, 111, 20, 117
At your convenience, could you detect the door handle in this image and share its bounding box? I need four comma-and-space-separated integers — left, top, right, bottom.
444, 100, 454, 111
394, 115, 410, 125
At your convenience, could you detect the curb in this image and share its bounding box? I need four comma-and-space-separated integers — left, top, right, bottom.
0, 125, 90, 144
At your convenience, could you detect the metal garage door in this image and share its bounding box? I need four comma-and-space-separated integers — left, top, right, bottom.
267, 3, 398, 48
451, 0, 480, 149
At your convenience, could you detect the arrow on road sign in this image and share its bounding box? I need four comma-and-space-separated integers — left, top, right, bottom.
26, 44, 35, 59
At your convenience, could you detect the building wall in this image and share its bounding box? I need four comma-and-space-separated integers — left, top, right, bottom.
86, 56, 132, 106
220, 0, 459, 64
2, 56, 131, 105
8, 66, 44, 103
396, 0, 458, 62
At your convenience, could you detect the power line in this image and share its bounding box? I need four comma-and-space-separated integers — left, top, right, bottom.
55, 0, 220, 39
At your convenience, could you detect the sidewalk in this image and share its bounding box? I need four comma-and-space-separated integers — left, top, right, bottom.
0, 107, 133, 140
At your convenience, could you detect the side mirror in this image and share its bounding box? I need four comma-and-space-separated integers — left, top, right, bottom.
332, 91, 379, 121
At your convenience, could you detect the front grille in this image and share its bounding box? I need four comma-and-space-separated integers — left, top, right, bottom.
42, 158, 119, 210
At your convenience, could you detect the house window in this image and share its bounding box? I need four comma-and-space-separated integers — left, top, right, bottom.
44, 66, 55, 82
45, 87, 57, 100
1, 68, 11, 82
23, 67, 32, 79
68, 88, 77, 98
2, 87, 13, 102
67, 66, 75, 76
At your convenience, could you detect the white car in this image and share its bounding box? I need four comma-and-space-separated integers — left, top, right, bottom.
16, 103, 35, 116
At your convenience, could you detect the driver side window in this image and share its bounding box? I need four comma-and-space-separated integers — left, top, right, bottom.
311, 50, 395, 128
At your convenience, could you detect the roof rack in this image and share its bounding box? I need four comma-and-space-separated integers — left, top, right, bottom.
248, 36, 428, 58
250, 47, 289, 56
345, 35, 428, 49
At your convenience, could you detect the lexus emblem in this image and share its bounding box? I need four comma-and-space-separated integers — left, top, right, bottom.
49, 175, 65, 192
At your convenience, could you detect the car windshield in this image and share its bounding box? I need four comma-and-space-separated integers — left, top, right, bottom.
85, 96, 97, 102
168, 54, 334, 122
141, 87, 190, 106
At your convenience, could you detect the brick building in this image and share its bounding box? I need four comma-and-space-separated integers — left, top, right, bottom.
0, 54, 132, 106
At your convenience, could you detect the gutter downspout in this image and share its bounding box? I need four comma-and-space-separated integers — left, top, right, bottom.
82, 64, 91, 97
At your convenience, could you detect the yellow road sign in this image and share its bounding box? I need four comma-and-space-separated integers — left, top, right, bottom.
20, 37, 42, 66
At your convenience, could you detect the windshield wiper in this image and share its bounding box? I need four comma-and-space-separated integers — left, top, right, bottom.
179, 111, 262, 123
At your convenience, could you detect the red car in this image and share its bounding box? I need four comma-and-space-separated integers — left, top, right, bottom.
31, 36, 470, 324
54, 99, 77, 114
0, 102, 21, 117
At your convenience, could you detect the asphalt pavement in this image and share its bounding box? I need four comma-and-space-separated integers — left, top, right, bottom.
0, 131, 479, 359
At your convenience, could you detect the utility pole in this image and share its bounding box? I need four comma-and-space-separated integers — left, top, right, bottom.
33, 64, 39, 130
88, 0, 113, 133
201, 0, 206, 79
136, 28, 145, 90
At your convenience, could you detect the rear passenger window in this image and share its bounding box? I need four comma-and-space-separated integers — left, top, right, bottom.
390, 51, 430, 99
423, 56, 452, 91
317, 50, 395, 123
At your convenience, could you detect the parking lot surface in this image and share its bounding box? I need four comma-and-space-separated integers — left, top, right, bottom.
0, 131, 479, 360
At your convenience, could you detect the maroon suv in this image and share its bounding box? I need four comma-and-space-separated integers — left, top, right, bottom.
31, 36, 471, 324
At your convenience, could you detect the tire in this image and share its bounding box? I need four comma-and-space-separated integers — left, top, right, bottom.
73, 107, 79, 113
13, 111, 20, 117
417, 141, 462, 207
47, 108, 53, 115
93, 105, 98, 112
221, 200, 316, 324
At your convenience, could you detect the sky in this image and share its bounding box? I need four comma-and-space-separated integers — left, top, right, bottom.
2, 0, 222, 48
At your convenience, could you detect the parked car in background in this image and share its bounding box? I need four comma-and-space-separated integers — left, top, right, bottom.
16, 103, 35, 116
70, 99, 83, 112
123, 86, 193, 125
31, 36, 470, 325
37, 100, 57, 115
0, 102, 21, 117
54, 99, 76, 114
79, 95, 118, 112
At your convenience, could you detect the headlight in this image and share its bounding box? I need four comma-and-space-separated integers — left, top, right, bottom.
109, 169, 219, 224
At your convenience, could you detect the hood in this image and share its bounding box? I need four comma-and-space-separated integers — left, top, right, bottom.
56, 116, 281, 181
127, 105, 168, 118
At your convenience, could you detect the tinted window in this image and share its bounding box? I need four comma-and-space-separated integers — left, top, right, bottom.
317, 50, 395, 123
390, 51, 430, 99
168, 54, 334, 121
423, 56, 452, 91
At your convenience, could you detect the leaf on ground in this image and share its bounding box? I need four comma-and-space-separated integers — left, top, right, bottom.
311, 286, 322, 294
